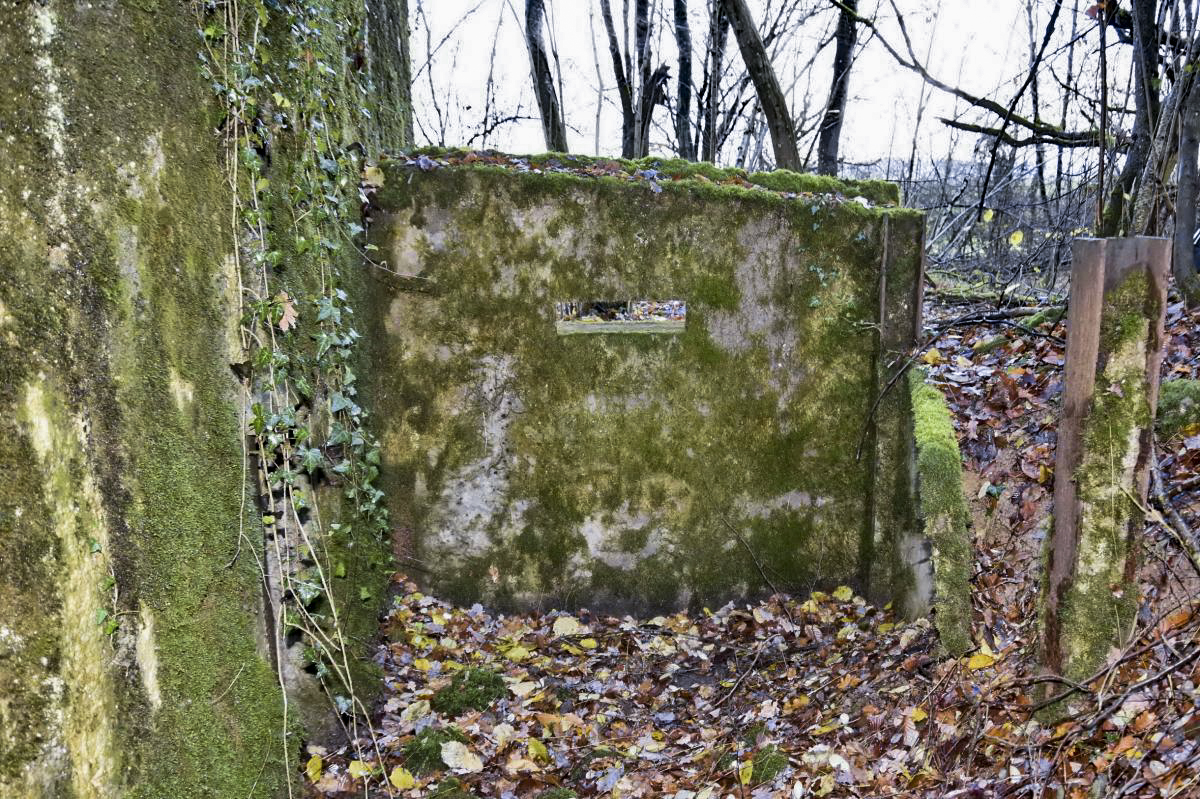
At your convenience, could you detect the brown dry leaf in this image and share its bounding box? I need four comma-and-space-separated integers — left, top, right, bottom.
277, 292, 298, 331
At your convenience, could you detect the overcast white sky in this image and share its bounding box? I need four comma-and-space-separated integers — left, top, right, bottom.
411, 1, 1108, 174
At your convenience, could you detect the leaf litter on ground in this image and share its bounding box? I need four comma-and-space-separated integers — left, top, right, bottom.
305, 294, 1200, 798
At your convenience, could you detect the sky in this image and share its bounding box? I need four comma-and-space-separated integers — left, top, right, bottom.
410, 1, 1106, 174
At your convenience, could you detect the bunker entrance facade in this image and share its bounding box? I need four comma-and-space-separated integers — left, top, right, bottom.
364, 153, 932, 616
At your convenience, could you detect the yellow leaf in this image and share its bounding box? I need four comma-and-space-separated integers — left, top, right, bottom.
305, 754, 323, 783
389, 767, 415, 790
832, 585, 853, 601
413, 658, 432, 672
506, 645, 531, 662
982, 208, 995, 222
347, 760, 372, 779
968, 652, 996, 670
911, 706, 928, 722
528, 737, 550, 763
739, 760, 754, 786
921, 348, 943, 365
580, 638, 598, 649
363, 165, 385, 188
1009, 229, 1024, 248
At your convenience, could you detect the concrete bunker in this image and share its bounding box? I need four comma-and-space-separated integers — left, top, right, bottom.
363, 152, 966, 632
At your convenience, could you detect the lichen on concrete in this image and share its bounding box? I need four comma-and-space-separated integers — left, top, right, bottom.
907, 369, 973, 656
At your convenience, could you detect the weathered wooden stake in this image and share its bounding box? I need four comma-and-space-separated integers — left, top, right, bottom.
1043, 237, 1168, 679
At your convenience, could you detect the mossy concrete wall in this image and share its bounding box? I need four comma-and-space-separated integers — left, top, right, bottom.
365, 157, 926, 613
0, 1, 408, 795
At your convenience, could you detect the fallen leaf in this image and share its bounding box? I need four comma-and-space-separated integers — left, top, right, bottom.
553, 615, 583, 636
347, 760, 372, 779
306, 754, 323, 783
388, 766, 415, 790
440, 741, 483, 774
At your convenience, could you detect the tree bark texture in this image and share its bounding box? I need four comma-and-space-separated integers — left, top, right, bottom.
719, 0, 800, 170
817, 0, 857, 176
1102, 0, 1161, 235
525, 0, 569, 153
674, 0, 695, 160
1174, 84, 1200, 306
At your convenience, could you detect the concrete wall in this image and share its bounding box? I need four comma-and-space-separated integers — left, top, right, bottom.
0, 2, 408, 795
365, 156, 928, 613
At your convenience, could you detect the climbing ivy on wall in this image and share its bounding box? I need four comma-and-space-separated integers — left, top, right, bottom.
198, 0, 392, 779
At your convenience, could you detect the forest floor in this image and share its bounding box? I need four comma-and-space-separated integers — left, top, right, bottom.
305, 293, 1200, 799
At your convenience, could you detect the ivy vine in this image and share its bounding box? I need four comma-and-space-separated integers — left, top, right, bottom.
198, 0, 392, 786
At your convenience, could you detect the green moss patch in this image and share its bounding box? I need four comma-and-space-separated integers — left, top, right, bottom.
431, 667, 506, 717
908, 369, 973, 656
1157, 378, 1200, 439
402, 726, 469, 775
536, 788, 578, 799
751, 744, 789, 784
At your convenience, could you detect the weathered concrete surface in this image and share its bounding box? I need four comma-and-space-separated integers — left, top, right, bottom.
365, 156, 928, 613
1044, 237, 1168, 680
0, 1, 408, 795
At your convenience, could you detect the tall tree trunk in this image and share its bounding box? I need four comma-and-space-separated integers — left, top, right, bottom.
600, 0, 636, 157
634, 0, 651, 156
674, 0, 695, 160
816, 0, 857, 176
525, 0, 569, 152
701, 1, 730, 162
1175, 85, 1200, 306
719, 0, 800, 170
1130, 21, 1200, 233
1100, 0, 1160, 235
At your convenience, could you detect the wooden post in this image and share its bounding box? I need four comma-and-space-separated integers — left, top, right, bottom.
1043, 237, 1168, 679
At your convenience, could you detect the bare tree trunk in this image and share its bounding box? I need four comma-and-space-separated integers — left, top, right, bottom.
1175, 84, 1200, 306
719, 0, 800, 170
1130, 24, 1200, 233
674, 0, 696, 160
524, 0, 569, 152
634, 0, 651, 156
817, 0, 857, 176
701, 1, 729, 162
600, 0, 637, 157
1101, 0, 1160, 235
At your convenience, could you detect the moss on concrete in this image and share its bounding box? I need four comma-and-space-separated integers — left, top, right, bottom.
0, 0, 410, 794
908, 370, 973, 656
400, 148, 904, 207
1157, 378, 1200, 439
1060, 270, 1158, 679
364, 162, 924, 612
